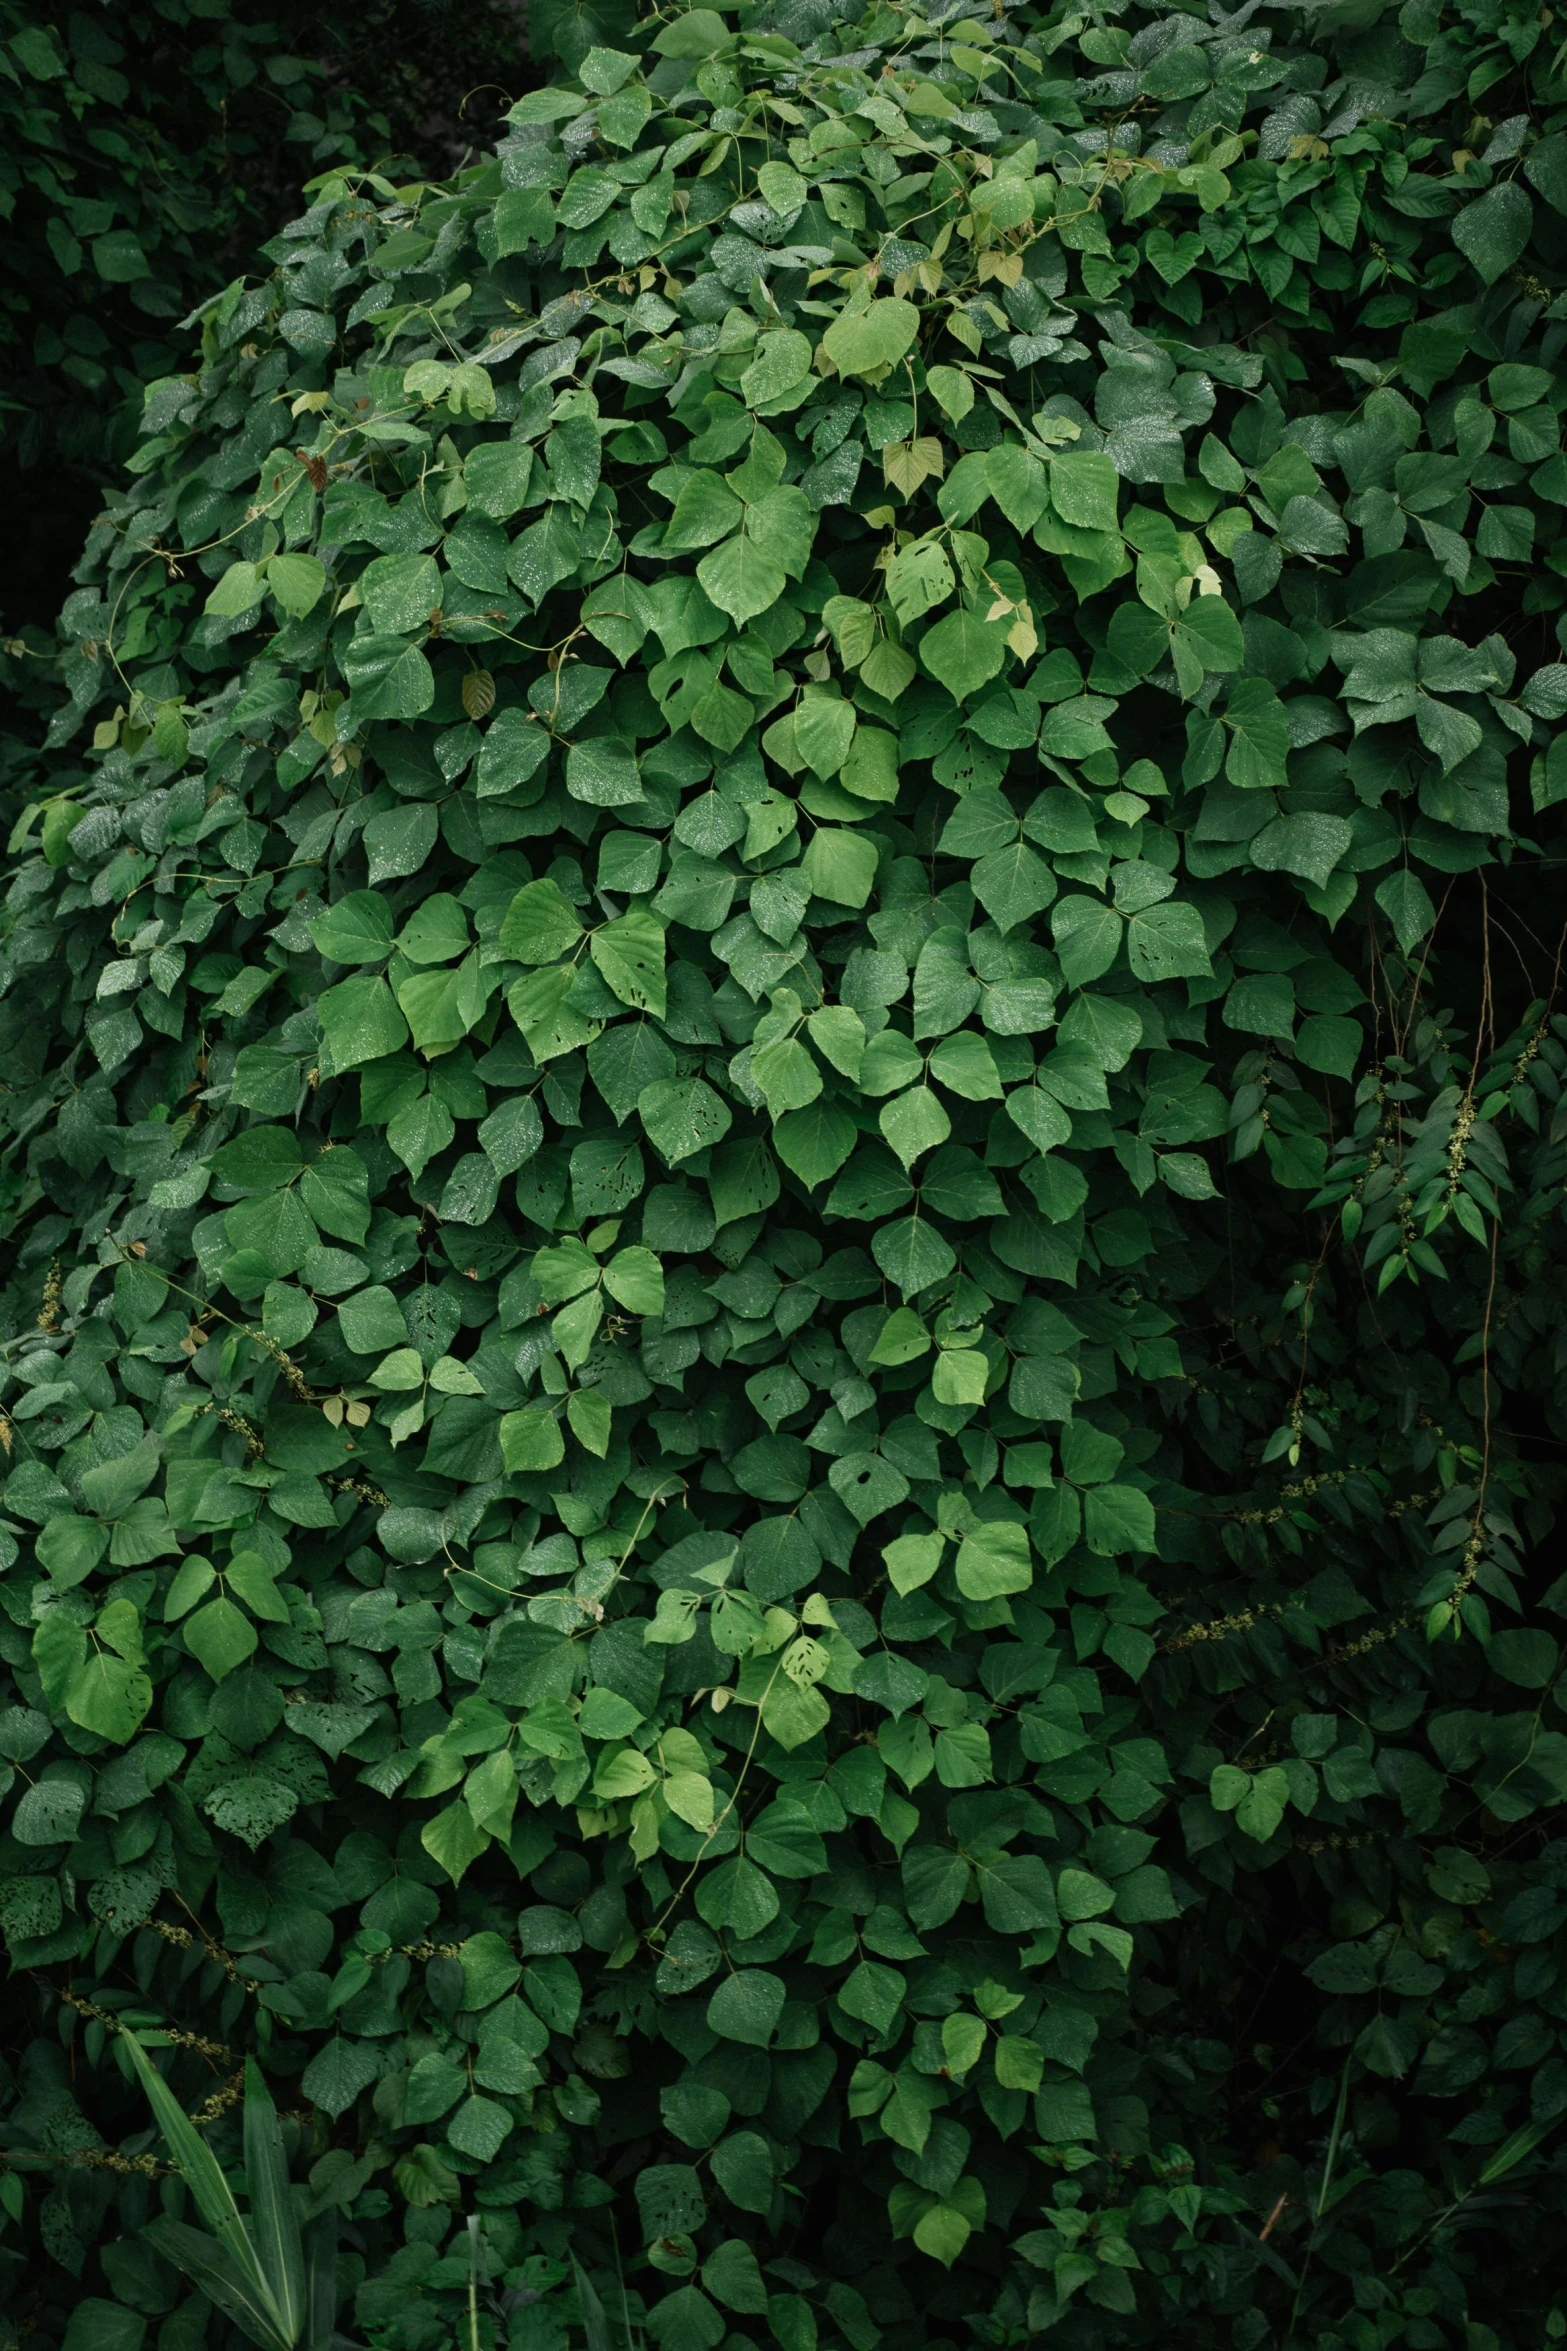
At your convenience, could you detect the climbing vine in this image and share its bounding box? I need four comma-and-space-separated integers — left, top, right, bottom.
7, 2, 1567, 2349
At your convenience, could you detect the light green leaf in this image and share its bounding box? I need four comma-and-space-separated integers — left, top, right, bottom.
65, 1654, 152, 1743
640, 1076, 733, 1163
310, 892, 394, 965
697, 533, 786, 626
1453, 180, 1532, 283
822, 297, 920, 377
800, 828, 879, 908
265, 553, 326, 617
318, 974, 410, 1071
591, 908, 667, 1016
499, 1405, 566, 1472
341, 633, 436, 720
205, 561, 263, 617
183, 1597, 259, 1683
953, 1520, 1032, 1600
919, 607, 1009, 701
499, 879, 584, 964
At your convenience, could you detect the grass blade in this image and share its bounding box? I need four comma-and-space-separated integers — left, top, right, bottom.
1477, 2114, 1554, 2189
122, 2029, 253, 2251
143, 2217, 297, 2351
1284, 2050, 1354, 2344
242, 2057, 306, 2341
304, 2216, 338, 2351
121, 2027, 283, 2327
572, 2255, 614, 2351
1315, 2051, 1353, 2220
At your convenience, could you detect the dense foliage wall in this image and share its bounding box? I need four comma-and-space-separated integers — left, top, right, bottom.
0, 0, 534, 642
7, 2, 1567, 2349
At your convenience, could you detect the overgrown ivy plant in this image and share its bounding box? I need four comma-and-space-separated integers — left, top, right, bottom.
0, 0, 537, 645
8, 2, 1567, 2349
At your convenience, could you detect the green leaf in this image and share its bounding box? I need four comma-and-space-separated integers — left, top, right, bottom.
663, 470, 744, 551
138, 2220, 294, 2351
65, 1654, 152, 1742
510, 964, 600, 1061
1083, 1484, 1157, 1556
873, 1214, 957, 1295
301, 1146, 371, 1244
773, 1099, 857, 1186
477, 709, 553, 795
1249, 811, 1350, 896
1106, 601, 1167, 676
567, 1388, 613, 1456
822, 297, 920, 377
61, 2305, 145, 2351
694, 531, 782, 626
420, 1800, 492, 1885
603, 1245, 664, 1315
1125, 901, 1212, 983
38, 1513, 109, 1588
1236, 1766, 1291, 1842
266, 553, 326, 618
119, 2029, 280, 2330
341, 633, 436, 720
567, 735, 644, 807
500, 1405, 566, 1472
702, 2234, 771, 2320
184, 1597, 259, 1682
1375, 868, 1436, 952
310, 892, 394, 965
646, 2286, 726, 2351
795, 690, 858, 780
1453, 180, 1532, 283
887, 540, 955, 625
741, 329, 813, 407
318, 974, 410, 1071
387, 1093, 455, 1181
241, 2060, 306, 2344
205, 561, 263, 617
954, 1520, 1032, 1600
361, 553, 442, 635
1052, 896, 1123, 987
800, 828, 879, 908
1049, 450, 1120, 531
499, 879, 584, 964
640, 1076, 733, 1163
465, 437, 536, 517
365, 801, 438, 886
976, 1852, 1057, 1935
1223, 677, 1289, 789
706, 1969, 785, 2047
880, 1085, 951, 1170
1296, 1013, 1362, 1080
652, 6, 730, 51
919, 607, 1009, 701
590, 908, 667, 1016
396, 893, 470, 966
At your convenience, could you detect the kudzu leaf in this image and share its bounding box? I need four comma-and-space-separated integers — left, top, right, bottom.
499, 1406, 566, 1472
183, 1597, 258, 1682
590, 909, 666, 1016
640, 1077, 732, 1163
822, 296, 919, 376
499, 879, 584, 964
919, 607, 1009, 701
64, 1655, 152, 1743
954, 1521, 1032, 1600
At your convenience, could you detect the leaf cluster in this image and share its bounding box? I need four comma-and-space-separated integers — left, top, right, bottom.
0, 0, 538, 641
7, 2, 1567, 2350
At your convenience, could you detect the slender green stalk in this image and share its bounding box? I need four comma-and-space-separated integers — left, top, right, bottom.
1284, 2052, 1353, 2345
